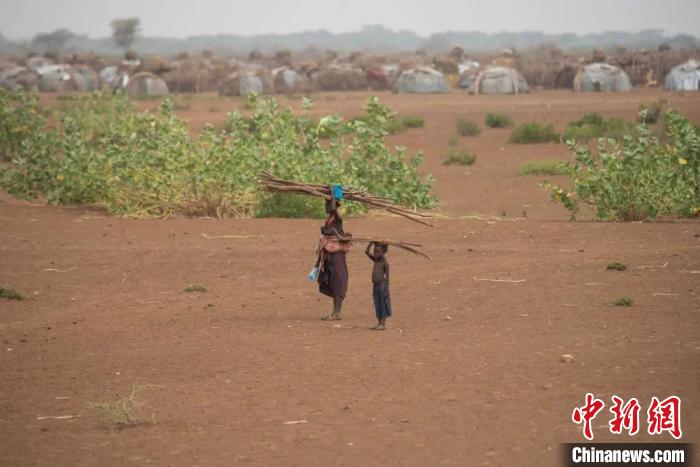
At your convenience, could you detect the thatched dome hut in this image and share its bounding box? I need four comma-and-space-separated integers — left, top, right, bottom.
71, 65, 99, 91
457, 60, 480, 89
0, 66, 39, 90
309, 64, 367, 91
573, 63, 632, 92
664, 60, 700, 91
37, 65, 76, 92
219, 70, 272, 96
471, 66, 529, 94
125, 72, 169, 97
394, 67, 448, 94
272, 67, 310, 94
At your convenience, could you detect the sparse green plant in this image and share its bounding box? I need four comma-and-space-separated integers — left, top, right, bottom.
517, 160, 570, 176
400, 115, 425, 128
541, 110, 700, 220
563, 113, 634, 142
0, 287, 24, 300
456, 118, 481, 136
443, 139, 476, 165
606, 262, 627, 271
639, 101, 665, 124
0, 89, 435, 218
508, 122, 560, 144
184, 284, 207, 293
89, 385, 154, 429
485, 112, 514, 128
612, 296, 633, 306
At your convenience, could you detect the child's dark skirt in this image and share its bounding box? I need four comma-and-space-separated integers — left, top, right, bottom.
372, 281, 392, 320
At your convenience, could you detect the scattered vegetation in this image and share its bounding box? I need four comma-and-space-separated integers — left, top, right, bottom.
638, 101, 665, 124
563, 113, 634, 143
612, 296, 633, 306
89, 385, 154, 429
485, 112, 514, 129
456, 118, 481, 136
0, 88, 435, 218
606, 262, 627, 271
508, 122, 560, 144
184, 284, 207, 293
541, 111, 699, 221
443, 139, 476, 166
400, 115, 425, 129
517, 160, 570, 176
0, 287, 24, 300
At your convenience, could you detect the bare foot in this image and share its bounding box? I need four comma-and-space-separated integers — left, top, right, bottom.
321, 314, 342, 321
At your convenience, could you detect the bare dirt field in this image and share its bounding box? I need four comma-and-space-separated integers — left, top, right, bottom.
2, 89, 699, 466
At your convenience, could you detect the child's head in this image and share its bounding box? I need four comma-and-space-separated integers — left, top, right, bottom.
374, 242, 388, 257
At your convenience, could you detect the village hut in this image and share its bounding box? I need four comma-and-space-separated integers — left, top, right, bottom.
457, 60, 480, 89
573, 63, 632, 92
272, 67, 310, 94
219, 70, 272, 96
37, 64, 76, 92
99, 66, 128, 91
309, 64, 367, 91
471, 66, 529, 94
664, 60, 700, 91
394, 67, 448, 94
71, 65, 99, 91
0, 66, 39, 90
125, 72, 169, 98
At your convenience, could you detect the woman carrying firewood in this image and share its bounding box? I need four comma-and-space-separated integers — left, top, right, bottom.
315, 195, 351, 320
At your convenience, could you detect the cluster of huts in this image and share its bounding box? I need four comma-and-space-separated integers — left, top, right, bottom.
1, 48, 699, 97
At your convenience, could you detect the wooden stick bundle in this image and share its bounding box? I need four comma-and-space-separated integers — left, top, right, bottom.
259, 171, 432, 227
343, 236, 431, 259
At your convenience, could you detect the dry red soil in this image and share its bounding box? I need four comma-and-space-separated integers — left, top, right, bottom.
2, 89, 699, 466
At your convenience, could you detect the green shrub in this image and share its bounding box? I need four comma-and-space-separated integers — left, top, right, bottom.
184, 284, 207, 293
541, 111, 700, 220
400, 115, 425, 128
606, 262, 627, 271
639, 101, 665, 124
0, 89, 436, 218
517, 160, 570, 176
508, 122, 560, 144
456, 118, 481, 136
443, 139, 476, 165
563, 113, 635, 142
612, 296, 633, 306
485, 112, 513, 128
0, 287, 24, 300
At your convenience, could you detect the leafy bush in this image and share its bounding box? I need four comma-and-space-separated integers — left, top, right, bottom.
606, 262, 627, 271
541, 111, 700, 221
0, 287, 24, 300
456, 118, 481, 136
400, 115, 425, 128
517, 160, 570, 176
508, 122, 560, 144
563, 113, 634, 142
485, 112, 513, 128
638, 101, 665, 124
443, 139, 476, 165
0, 88, 436, 218
612, 296, 633, 306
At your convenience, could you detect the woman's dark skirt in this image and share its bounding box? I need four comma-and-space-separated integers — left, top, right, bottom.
318, 251, 348, 299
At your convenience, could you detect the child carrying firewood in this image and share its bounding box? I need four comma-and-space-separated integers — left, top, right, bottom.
365, 241, 391, 330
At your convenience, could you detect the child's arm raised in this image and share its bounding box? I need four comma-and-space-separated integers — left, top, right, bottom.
364, 241, 374, 260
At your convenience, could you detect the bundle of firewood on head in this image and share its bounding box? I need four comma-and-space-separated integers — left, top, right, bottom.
259, 171, 433, 227
259, 172, 432, 258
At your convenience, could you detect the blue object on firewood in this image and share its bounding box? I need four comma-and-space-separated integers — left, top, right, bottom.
332, 184, 344, 200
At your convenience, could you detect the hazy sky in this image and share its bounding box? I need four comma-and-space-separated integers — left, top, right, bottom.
1, 0, 698, 39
